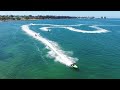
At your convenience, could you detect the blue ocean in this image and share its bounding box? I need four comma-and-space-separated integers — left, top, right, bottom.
0, 18, 120, 79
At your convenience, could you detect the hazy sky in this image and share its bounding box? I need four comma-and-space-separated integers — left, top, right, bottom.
0, 11, 120, 18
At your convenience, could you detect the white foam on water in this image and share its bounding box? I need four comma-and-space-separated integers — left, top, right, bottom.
34, 42, 40, 52
21, 24, 78, 66
62, 25, 109, 33
40, 27, 51, 31
39, 24, 83, 32
38, 23, 109, 33
40, 27, 61, 31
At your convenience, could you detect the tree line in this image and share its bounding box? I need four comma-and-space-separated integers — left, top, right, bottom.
0, 15, 106, 21
0, 15, 77, 21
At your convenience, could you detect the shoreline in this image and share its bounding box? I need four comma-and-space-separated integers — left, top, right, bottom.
0, 18, 79, 22
0, 18, 109, 22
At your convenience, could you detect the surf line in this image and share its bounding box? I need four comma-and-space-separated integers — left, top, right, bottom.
21, 24, 78, 67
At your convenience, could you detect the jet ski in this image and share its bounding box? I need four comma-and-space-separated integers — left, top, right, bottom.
70, 63, 78, 69
35, 33, 40, 36
48, 30, 50, 32
35, 34, 37, 36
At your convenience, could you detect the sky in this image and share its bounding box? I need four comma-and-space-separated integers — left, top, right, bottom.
0, 11, 120, 18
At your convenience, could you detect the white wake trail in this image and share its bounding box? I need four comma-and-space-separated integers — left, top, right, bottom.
21, 24, 78, 67
40, 27, 51, 31
40, 26, 109, 33
38, 23, 109, 33
63, 26, 109, 33
39, 24, 83, 32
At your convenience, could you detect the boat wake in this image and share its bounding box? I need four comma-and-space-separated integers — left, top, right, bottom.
21, 23, 110, 68
39, 24, 109, 33
21, 24, 78, 67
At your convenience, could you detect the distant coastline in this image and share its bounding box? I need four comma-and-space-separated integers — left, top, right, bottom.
0, 15, 107, 21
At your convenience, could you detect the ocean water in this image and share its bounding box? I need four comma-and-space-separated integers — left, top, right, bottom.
0, 19, 120, 79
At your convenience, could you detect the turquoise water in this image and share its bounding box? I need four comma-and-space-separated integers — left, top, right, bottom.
0, 19, 120, 79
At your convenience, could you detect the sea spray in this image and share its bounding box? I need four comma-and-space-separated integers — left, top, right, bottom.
21, 24, 78, 67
